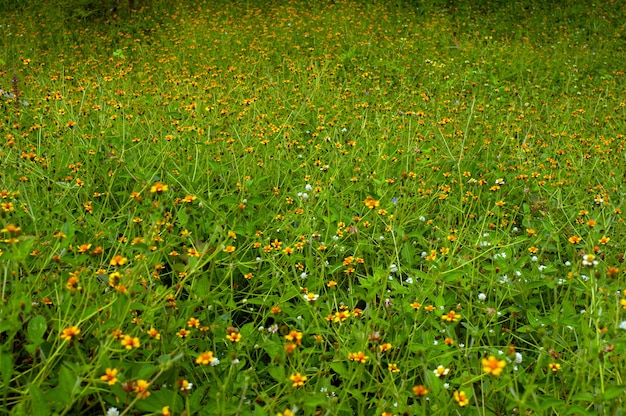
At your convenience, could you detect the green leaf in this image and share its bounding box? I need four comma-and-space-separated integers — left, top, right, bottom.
192, 276, 210, 300
538, 395, 565, 411
329, 361, 348, 378
59, 365, 79, 399
601, 385, 626, 401
29, 384, 50, 416
565, 405, 593, 415
27, 316, 47, 345
0, 351, 13, 386
267, 365, 285, 382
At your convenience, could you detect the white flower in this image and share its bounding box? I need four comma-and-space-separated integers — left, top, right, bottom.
418, 216, 426, 221
211, 357, 220, 366
514, 352, 523, 364
443, 383, 450, 389
305, 184, 313, 191
300, 272, 308, 279
405, 277, 413, 284
106, 408, 120, 416
390, 264, 398, 273
619, 321, 626, 330
433, 365, 450, 378
231, 359, 239, 365
478, 293, 486, 301
582, 253, 598, 267
304, 293, 319, 302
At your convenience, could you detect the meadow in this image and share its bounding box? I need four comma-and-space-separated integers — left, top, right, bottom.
1, 0, 626, 414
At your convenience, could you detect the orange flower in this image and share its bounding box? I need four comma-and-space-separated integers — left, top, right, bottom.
348, 351, 369, 363
134, 379, 151, 399
110, 255, 127, 267
548, 363, 561, 373
364, 196, 380, 209
60, 326, 81, 341
441, 310, 462, 322
454, 390, 469, 407
100, 368, 119, 385
121, 335, 140, 349
289, 372, 307, 387
150, 182, 168, 193
226, 331, 242, 343
196, 351, 215, 365
413, 384, 429, 396
482, 355, 506, 376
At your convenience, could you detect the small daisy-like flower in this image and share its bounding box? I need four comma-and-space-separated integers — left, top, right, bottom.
454, 390, 469, 407
363, 196, 380, 209
482, 355, 506, 376
441, 310, 462, 322
223, 245, 236, 253
196, 351, 215, 365
289, 372, 307, 387
226, 331, 242, 343
106, 408, 120, 416
60, 326, 81, 341
568, 235, 583, 244
187, 317, 200, 328
134, 379, 151, 399
110, 255, 127, 267
121, 335, 140, 349
179, 379, 193, 391
285, 330, 303, 345
433, 365, 450, 378
379, 343, 392, 352
348, 351, 369, 363
412, 385, 429, 396
100, 368, 119, 385
277, 408, 296, 416
303, 292, 319, 302
581, 254, 598, 267
388, 363, 400, 373
150, 182, 168, 193
147, 327, 161, 339
548, 363, 561, 372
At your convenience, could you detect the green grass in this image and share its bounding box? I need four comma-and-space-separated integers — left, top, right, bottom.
1, 0, 626, 415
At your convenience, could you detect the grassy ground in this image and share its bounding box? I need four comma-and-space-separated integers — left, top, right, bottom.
1, 0, 626, 415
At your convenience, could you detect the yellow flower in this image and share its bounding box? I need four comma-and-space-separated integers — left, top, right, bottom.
196, 351, 215, 365
364, 196, 380, 209
60, 326, 81, 341
548, 363, 561, 373
454, 390, 469, 407
226, 331, 242, 343
120, 334, 140, 349
441, 310, 462, 322
110, 255, 127, 267
289, 372, 307, 387
134, 379, 151, 399
150, 182, 168, 193
412, 384, 429, 396
100, 368, 119, 385
482, 355, 506, 376
348, 351, 369, 363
